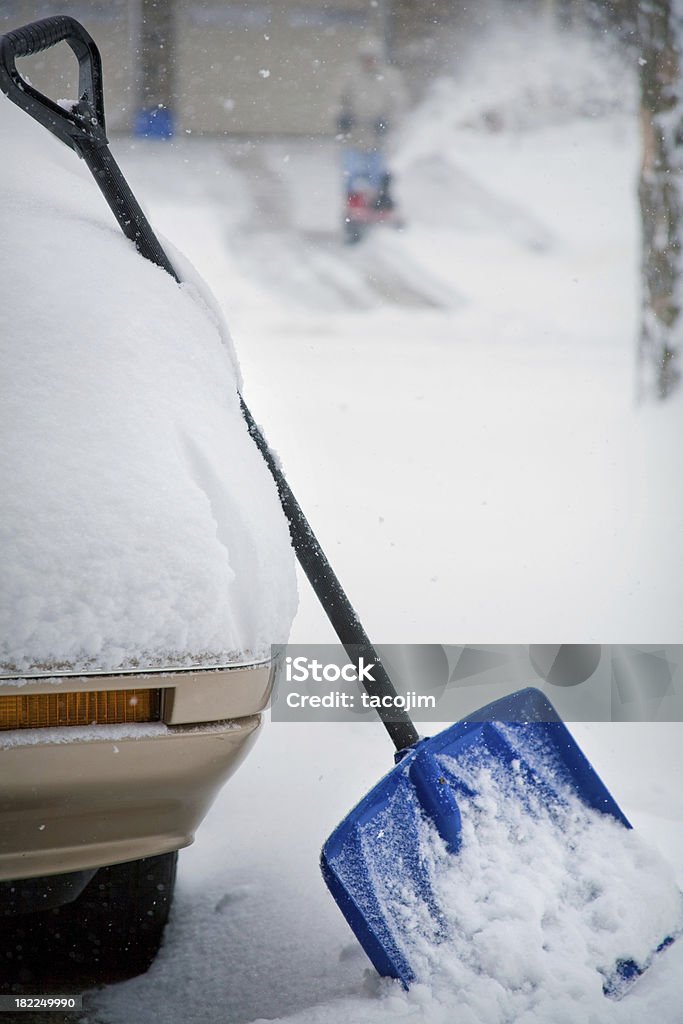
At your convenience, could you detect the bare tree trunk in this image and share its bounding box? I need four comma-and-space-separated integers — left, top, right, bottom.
638, 0, 683, 400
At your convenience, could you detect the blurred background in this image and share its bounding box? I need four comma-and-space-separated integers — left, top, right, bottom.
1, 0, 680, 650
0, 0, 638, 135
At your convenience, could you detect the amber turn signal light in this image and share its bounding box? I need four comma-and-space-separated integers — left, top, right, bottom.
0, 689, 162, 730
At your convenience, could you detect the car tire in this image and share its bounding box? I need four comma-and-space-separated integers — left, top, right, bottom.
0, 852, 178, 988
73, 851, 179, 975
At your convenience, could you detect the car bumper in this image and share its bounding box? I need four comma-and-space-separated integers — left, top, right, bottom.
0, 661, 272, 881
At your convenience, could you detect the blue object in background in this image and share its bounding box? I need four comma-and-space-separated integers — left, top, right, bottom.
342, 147, 387, 194
134, 106, 175, 139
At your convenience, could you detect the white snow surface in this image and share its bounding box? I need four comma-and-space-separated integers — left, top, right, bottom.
1, 21, 681, 1024
0, 100, 297, 673
84, 24, 683, 1024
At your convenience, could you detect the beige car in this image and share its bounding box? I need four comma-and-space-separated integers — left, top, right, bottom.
0, 16, 297, 987
0, 658, 274, 977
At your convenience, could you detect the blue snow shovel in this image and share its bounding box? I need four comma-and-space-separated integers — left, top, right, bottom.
321, 686, 676, 996
1, 16, 675, 1000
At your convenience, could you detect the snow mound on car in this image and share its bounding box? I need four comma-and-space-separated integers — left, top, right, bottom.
0, 99, 297, 673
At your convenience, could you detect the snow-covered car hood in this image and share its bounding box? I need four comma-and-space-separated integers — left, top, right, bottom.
0, 99, 297, 674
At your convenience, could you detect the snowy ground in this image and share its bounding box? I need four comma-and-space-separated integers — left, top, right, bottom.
3, 20, 681, 1022
76, 73, 683, 1024
114, 114, 681, 645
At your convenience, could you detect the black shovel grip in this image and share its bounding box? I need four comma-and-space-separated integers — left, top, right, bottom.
3, 15, 81, 57
0, 15, 106, 151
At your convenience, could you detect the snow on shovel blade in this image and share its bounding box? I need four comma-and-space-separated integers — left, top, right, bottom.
321, 688, 680, 996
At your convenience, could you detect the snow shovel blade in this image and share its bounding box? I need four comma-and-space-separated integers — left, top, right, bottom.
321, 687, 671, 993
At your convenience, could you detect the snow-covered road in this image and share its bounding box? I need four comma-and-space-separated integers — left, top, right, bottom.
78, 96, 683, 1024
116, 110, 680, 645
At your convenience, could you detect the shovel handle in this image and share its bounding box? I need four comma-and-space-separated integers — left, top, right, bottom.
0, 16, 106, 151
0, 17, 421, 755
241, 399, 420, 751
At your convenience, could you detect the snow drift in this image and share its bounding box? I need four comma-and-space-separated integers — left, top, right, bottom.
0, 98, 297, 674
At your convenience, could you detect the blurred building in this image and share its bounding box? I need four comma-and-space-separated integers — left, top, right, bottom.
1, 0, 605, 136
175, 0, 382, 135
1, 0, 389, 136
